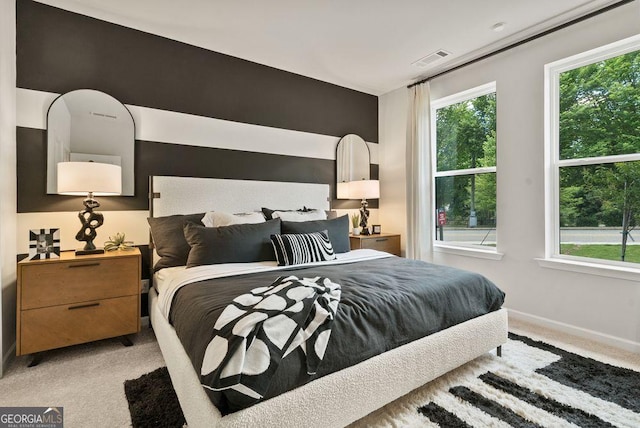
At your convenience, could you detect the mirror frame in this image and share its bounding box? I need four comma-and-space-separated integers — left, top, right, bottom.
46, 89, 136, 196
336, 134, 370, 199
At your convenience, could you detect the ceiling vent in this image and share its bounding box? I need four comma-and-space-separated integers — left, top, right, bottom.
412, 50, 451, 67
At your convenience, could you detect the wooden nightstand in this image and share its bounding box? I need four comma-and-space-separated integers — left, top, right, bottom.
350, 233, 401, 256
17, 248, 141, 365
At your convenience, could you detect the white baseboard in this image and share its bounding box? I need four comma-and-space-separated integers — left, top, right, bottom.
507, 308, 640, 353
2, 341, 16, 377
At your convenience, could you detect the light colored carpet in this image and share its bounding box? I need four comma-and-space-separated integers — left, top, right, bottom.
2, 316, 638, 427
0, 325, 164, 428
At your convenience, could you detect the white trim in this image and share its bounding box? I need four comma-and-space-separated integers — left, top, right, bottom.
544, 34, 640, 265
434, 243, 504, 260
434, 166, 496, 177
431, 82, 498, 251
507, 308, 640, 353
430, 81, 497, 110
2, 342, 15, 372
545, 33, 640, 75
558, 153, 640, 167
544, 57, 559, 260
535, 257, 640, 282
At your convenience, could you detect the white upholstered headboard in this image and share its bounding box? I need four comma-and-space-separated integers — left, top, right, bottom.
149, 176, 331, 218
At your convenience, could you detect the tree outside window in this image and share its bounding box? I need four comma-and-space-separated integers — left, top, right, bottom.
550, 40, 640, 265
431, 83, 497, 248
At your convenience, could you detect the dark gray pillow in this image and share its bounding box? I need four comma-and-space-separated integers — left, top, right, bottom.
148, 213, 205, 271
184, 219, 281, 268
281, 214, 350, 253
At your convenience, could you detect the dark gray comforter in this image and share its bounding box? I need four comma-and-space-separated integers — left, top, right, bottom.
169, 256, 505, 414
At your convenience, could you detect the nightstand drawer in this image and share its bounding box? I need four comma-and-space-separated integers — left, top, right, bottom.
20, 257, 139, 310
360, 236, 400, 253
350, 234, 401, 256
19, 295, 139, 355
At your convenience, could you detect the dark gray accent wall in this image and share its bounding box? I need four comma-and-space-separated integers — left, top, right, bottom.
16, 1, 378, 213
17, 1, 378, 141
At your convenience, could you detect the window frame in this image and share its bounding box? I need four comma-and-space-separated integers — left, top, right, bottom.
430, 81, 498, 255
543, 33, 640, 272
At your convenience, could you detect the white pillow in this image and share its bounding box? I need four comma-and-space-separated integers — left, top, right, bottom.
271, 210, 327, 222
201, 211, 266, 227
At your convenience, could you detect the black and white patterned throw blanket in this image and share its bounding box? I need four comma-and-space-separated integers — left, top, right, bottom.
199, 275, 341, 406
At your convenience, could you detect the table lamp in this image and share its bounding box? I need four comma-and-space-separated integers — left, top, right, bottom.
57, 161, 122, 255
348, 179, 379, 235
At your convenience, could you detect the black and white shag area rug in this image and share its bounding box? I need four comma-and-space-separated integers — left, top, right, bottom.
125, 333, 640, 428
124, 367, 186, 428
354, 332, 640, 427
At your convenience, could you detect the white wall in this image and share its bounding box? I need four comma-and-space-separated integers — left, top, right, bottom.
0, 0, 17, 376
378, 1, 640, 350
379, 87, 408, 248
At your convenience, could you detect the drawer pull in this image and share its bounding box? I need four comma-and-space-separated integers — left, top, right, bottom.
68, 262, 100, 268
375, 238, 389, 242
68, 302, 100, 310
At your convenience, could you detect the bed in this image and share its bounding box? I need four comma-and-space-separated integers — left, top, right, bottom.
147, 176, 508, 427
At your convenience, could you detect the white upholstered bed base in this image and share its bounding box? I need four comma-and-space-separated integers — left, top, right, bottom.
150, 288, 508, 428
148, 176, 508, 426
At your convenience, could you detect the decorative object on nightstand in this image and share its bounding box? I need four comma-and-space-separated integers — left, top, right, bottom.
350, 233, 401, 256
372, 224, 382, 234
16, 248, 141, 366
28, 228, 61, 260
349, 179, 379, 235
104, 232, 135, 251
350, 213, 361, 236
57, 161, 122, 255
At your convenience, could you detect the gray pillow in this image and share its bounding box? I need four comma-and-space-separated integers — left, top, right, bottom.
281, 214, 350, 253
184, 219, 281, 268
148, 213, 205, 271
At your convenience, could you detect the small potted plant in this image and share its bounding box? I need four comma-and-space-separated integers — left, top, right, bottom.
350, 213, 361, 236
104, 232, 134, 251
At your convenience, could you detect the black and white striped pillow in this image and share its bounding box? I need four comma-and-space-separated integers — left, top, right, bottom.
270, 230, 336, 266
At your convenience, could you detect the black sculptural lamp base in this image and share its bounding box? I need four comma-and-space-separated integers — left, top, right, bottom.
359, 199, 371, 235
76, 248, 105, 256
74, 192, 106, 256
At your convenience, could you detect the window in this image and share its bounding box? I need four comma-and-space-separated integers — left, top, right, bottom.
431, 83, 497, 250
545, 35, 640, 267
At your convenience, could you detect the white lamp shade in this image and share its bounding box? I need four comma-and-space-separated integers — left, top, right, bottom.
348, 179, 380, 199
337, 182, 352, 199
57, 162, 122, 196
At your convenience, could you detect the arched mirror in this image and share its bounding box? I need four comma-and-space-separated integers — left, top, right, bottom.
47, 89, 135, 195
336, 134, 370, 198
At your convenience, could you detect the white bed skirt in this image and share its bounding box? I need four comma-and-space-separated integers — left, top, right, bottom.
149, 288, 507, 427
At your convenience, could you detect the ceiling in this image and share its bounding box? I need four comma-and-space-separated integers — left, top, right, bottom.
36, 0, 623, 95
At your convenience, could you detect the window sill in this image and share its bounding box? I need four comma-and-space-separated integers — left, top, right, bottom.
433, 244, 504, 260
535, 257, 640, 282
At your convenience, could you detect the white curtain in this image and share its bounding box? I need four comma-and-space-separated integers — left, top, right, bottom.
406, 82, 432, 260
